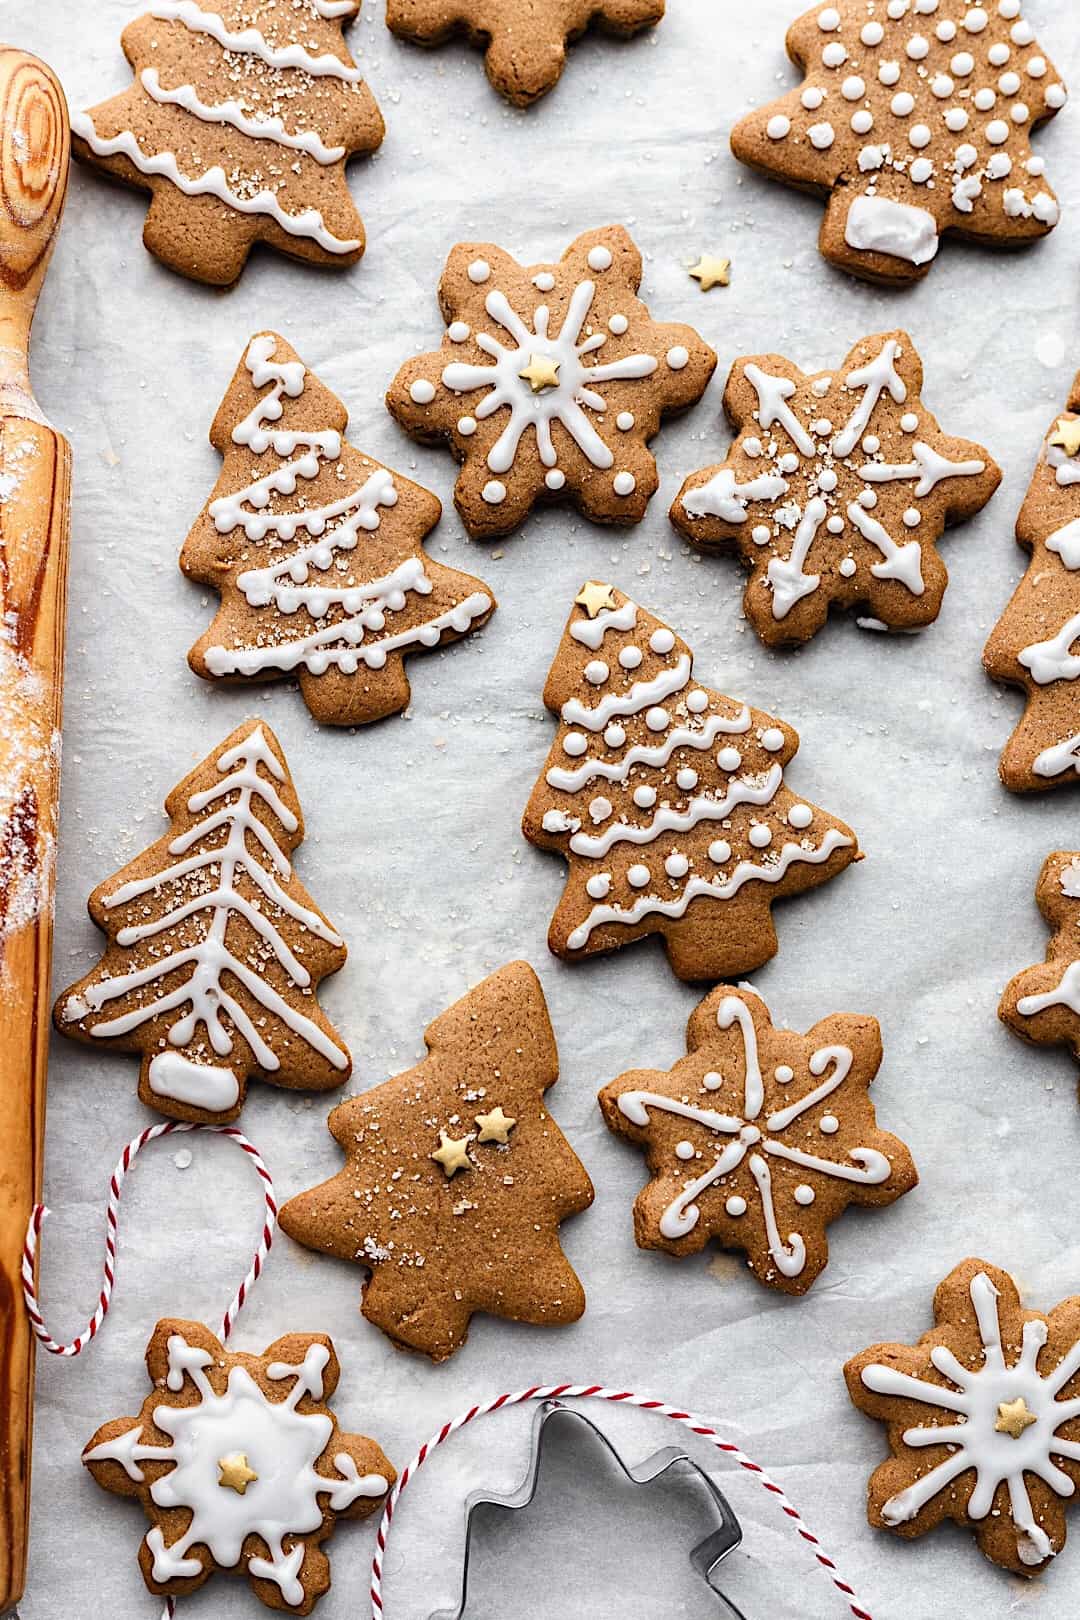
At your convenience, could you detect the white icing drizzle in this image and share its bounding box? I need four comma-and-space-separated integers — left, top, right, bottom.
149, 1, 363, 80
148, 1052, 240, 1112
560, 655, 692, 732
64, 726, 349, 1079
1046, 517, 1080, 571
1017, 959, 1080, 1019
768, 496, 827, 618
86, 1333, 387, 1605
858, 442, 987, 495
833, 340, 907, 459
844, 195, 939, 266
745, 365, 816, 456
1050, 447, 1080, 489
546, 707, 751, 793
1034, 735, 1080, 779
139, 69, 345, 164
847, 502, 926, 595
441, 279, 658, 475
617, 996, 880, 1275
569, 601, 638, 648
1019, 611, 1080, 685
861, 1271, 1080, 1567
569, 765, 783, 858
682, 467, 790, 522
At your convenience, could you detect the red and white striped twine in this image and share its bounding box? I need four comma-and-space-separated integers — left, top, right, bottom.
370, 1385, 874, 1620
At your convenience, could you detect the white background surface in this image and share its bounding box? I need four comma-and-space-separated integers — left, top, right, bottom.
6, 1, 1080, 1617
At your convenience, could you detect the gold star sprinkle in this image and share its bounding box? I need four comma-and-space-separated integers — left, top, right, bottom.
519, 353, 561, 392
475, 1106, 517, 1145
431, 1129, 474, 1177
689, 255, 731, 292
1049, 417, 1080, 458
217, 1453, 258, 1494
995, 1397, 1038, 1440
574, 581, 618, 619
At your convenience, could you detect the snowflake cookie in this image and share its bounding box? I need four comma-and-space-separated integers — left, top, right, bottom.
279, 962, 594, 1362
670, 330, 1001, 645
522, 585, 860, 981
182, 333, 495, 724
999, 849, 1080, 1074
83, 1319, 393, 1613
72, 1, 385, 286
730, 1, 1066, 285
599, 986, 916, 1294
984, 376, 1080, 789
385, 0, 665, 107
54, 721, 350, 1125
387, 226, 716, 541
846, 1259, 1080, 1575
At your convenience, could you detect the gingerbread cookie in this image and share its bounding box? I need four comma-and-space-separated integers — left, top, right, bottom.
522, 585, 860, 981
999, 849, 1080, 1071
730, 2, 1066, 286
385, 0, 665, 107
670, 330, 1001, 646
84, 1318, 393, 1613
279, 962, 593, 1362
600, 987, 916, 1294
846, 1259, 1080, 1575
54, 721, 350, 1125
386, 226, 716, 541
182, 333, 495, 724
984, 377, 1080, 788
72, 0, 384, 285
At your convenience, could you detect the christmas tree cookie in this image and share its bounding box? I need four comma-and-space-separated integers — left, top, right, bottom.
387, 226, 716, 540
984, 377, 1080, 788
846, 1259, 1080, 1575
84, 1318, 393, 1612
54, 721, 350, 1125
182, 333, 495, 725
385, 0, 665, 107
730, 2, 1066, 285
599, 987, 916, 1294
72, 0, 385, 285
522, 585, 860, 981
670, 331, 1001, 646
1000, 849, 1080, 1071
280, 962, 594, 1362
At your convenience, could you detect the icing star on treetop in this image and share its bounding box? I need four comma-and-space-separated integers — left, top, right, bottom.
1049, 418, 1080, 459
388, 226, 716, 541
997, 1398, 1039, 1440
688, 255, 731, 290
575, 580, 619, 618
432, 1129, 475, 1177
671, 329, 1001, 646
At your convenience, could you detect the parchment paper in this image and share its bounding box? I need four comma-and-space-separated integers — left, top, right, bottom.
6, 1, 1080, 1616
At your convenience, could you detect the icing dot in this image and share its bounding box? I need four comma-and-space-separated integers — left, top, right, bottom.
613, 471, 637, 497
650, 627, 676, 654
891, 91, 915, 116
482, 480, 506, 505
818, 468, 839, 493
716, 746, 742, 772
903, 507, 921, 527
987, 152, 1012, 178
962, 6, 988, 31
861, 22, 885, 45
590, 796, 613, 823
665, 853, 690, 879
725, 1196, 748, 1218
841, 76, 866, 101
998, 71, 1021, 94
931, 73, 954, 98
1011, 102, 1030, 123
1025, 156, 1046, 175
779, 453, 800, 475
702, 1070, 723, 1091
409, 378, 436, 404
708, 840, 732, 865
609, 313, 629, 335
604, 723, 626, 748
743, 436, 763, 458
822, 42, 847, 69
819, 1115, 840, 1135
619, 645, 643, 670
906, 35, 929, 60
447, 321, 470, 342
646, 707, 670, 732
468, 258, 490, 283
686, 690, 709, 713
878, 60, 901, 86
584, 660, 609, 685
633, 784, 657, 808
616, 411, 635, 431
767, 114, 792, 139
900, 412, 919, 432
675, 1140, 696, 1161
775, 1065, 795, 1084
827, 515, 845, 535
794, 1185, 816, 1207
752, 524, 772, 545
973, 88, 996, 111
951, 52, 975, 75
817, 5, 840, 28
533, 271, 555, 291
936, 19, 957, 41
627, 864, 651, 889
676, 768, 698, 791
986, 119, 1009, 144
839, 557, 857, 577
586, 873, 611, 899
808, 122, 836, 149
1010, 18, 1034, 44
761, 728, 785, 752
802, 86, 825, 110
851, 109, 874, 134
998, 0, 1020, 13
545, 469, 566, 490
955, 142, 979, 168
945, 108, 970, 131
862, 435, 880, 454
458, 415, 477, 436
1027, 57, 1047, 79
788, 803, 813, 829
666, 346, 689, 370
909, 123, 932, 148
749, 823, 773, 849
564, 732, 588, 756
989, 42, 1011, 67
587, 245, 613, 272
1046, 84, 1067, 109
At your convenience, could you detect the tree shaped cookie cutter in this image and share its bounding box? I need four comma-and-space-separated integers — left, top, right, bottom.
430, 1400, 746, 1620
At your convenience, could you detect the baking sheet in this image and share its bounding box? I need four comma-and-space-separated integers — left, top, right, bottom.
8, 0, 1080, 1615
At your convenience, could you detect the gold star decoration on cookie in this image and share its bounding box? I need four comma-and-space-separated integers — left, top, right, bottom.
574, 581, 618, 619
519, 353, 561, 393
1049, 417, 1080, 458
217, 1453, 259, 1495
475, 1106, 517, 1144
688, 255, 730, 291
996, 1397, 1039, 1440
431, 1128, 474, 1177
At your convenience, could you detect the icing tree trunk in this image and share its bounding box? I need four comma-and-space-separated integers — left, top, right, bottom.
54, 721, 351, 1124
71, 0, 385, 285
523, 586, 860, 981
984, 374, 1080, 791
182, 332, 494, 726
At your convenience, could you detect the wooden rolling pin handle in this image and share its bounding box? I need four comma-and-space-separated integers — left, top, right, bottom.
0, 45, 71, 1617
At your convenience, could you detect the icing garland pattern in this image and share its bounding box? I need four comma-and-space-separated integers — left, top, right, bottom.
730, 0, 1066, 284
599, 987, 915, 1293
846, 1261, 1080, 1575
388, 227, 716, 539
84, 1320, 393, 1610
523, 586, 859, 982
183, 333, 494, 725
54, 722, 351, 1124
1000, 848, 1080, 1071
984, 377, 1080, 789
72, 0, 385, 283
671, 330, 1001, 645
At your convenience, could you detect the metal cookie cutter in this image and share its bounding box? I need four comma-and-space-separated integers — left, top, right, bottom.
431, 1399, 747, 1620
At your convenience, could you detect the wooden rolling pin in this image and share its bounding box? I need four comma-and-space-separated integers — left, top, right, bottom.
0, 46, 71, 1615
